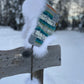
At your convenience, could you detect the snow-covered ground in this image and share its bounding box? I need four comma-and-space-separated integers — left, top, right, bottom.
0, 26, 84, 84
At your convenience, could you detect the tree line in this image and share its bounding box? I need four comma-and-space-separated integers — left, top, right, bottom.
0, 0, 24, 30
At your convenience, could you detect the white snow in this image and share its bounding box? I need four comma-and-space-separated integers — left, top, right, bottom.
0, 26, 84, 84
0, 26, 24, 50
25, 77, 40, 84
0, 74, 40, 84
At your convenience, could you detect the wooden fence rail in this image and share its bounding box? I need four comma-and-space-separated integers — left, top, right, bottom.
0, 45, 61, 84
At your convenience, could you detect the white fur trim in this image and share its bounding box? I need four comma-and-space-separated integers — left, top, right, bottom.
24, 18, 38, 49
33, 45, 48, 58
22, 23, 30, 39
25, 77, 40, 84
33, 33, 56, 58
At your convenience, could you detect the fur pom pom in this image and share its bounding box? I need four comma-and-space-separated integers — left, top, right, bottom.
22, 0, 46, 20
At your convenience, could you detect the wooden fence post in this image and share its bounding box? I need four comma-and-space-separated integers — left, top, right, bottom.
33, 69, 44, 84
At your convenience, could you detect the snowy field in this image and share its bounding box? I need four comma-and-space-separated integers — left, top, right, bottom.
0, 26, 84, 84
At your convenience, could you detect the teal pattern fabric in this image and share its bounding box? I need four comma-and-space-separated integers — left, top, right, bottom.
29, 4, 59, 47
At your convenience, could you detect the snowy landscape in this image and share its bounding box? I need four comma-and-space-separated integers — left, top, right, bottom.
0, 0, 84, 84
0, 26, 84, 84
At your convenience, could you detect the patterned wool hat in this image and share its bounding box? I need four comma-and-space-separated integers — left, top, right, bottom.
29, 4, 59, 47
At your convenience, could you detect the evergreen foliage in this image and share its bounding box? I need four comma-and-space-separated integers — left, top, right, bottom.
0, 0, 24, 30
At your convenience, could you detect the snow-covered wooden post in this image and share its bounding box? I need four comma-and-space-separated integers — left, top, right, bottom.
0, 45, 61, 84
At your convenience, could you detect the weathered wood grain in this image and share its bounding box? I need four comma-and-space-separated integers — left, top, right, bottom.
0, 45, 61, 79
